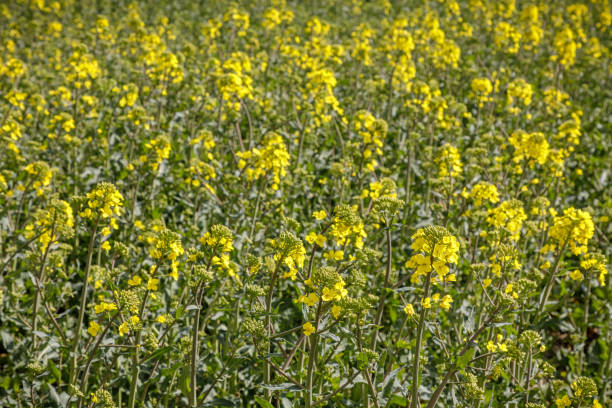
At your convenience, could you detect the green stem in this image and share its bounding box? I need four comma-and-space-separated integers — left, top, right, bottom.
409, 270, 433, 408
127, 289, 150, 408
371, 225, 392, 350
264, 261, 281, 401
537, 240, 568, 315
32, 242, 51, 350
305, 299, 323, 408
69, 216, 100, 387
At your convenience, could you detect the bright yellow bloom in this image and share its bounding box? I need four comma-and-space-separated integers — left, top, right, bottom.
94, 302, 117, 314
128, 276, 142, 286
404, 303, 415, 316
147, 278, 160, 291
555, 395, 571, 408
298, 292, 319, 307
331, 305, 341, 319
88, 321, 101, 337
303, 321, 315, 336
313, 210, 327, 220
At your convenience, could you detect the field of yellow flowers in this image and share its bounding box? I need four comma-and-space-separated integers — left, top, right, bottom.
1, 0, 611, 407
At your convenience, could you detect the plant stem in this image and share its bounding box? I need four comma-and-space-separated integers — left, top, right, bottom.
409, 270, 433, 408
69, 216, 99, 387
127, 289, 150, 408
306, 299, 323, 408
371, 225, 392, 350
264, 261, 281, 401
190, 283, 206, 407
525, 349, 533, 404
537, 240, 568, 316
32, 242, 51, 350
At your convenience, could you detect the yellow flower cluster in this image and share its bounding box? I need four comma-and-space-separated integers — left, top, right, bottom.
506, 78, 533, 113
272, 231, 306, 280
418, 13, 461, 70
470, 77, 493, 106
200, 224, 234, 276
552, 25, 579, 67
486, 334, 508, 352
494, 22, 521, 54
353, 110, 387, 172
262, 7, 293, 30
465, 182, 500, 207
94, 302, 117, 314
237, 132, 290, 190
436, 144, 462, 178
580, 254, 608, 287
150, 229, 184, 279
350, 24, 375, 67
300, 266, 347, 321
421, 292, 453, 310
405, 226, 459, 284
508, 130, 549, 166
118, 315, 140, 337
80, 182, 124, 219
549, 207, 594, 255
487, 200, 527, 240
520, 5, 543, 50
305, 67, 344, 125
24, 161, 53, 196
144, 135, 171, 171
65, 50, 101, 89
25, 198, 74, 250
216, 52, 253, 113
328, 204, 366, 249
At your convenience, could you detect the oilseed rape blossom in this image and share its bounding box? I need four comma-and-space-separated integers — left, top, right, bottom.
1, 1, 610, 408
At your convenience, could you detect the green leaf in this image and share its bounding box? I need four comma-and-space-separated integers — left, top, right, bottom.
456, 348, 475, 370
254, 396, 275, 408
47, 361, 61, 382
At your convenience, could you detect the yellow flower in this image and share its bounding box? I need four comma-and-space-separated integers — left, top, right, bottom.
156, 315, 167, 324
403, 303, 415, 316
331, 305, 341, 319
88, 321, 101, 337
306, 232, 326, 247
569, 269, 584, 281
128, 275, 142, 286
421, 297, 431, 309
147, 278, 160, 291
439, 295, 453, 310
303, 321, 315, 336
118, 321, 129, 337
549, 207, 594, 256
313, 210, 327, 220
94, 302, 117, 314
555, 395, 571, 408
299, 292, 319, 307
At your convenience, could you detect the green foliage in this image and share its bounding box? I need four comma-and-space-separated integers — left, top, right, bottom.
0, 0, 610, 408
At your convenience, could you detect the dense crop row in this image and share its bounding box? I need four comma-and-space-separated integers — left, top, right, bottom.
0, 1, 610, 407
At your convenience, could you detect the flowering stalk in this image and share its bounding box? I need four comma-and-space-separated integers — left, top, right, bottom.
189, 257, 213, 408
264, 261, 281, 401
69, 216, 100, 387
305, 299, 323, 408
31, 240, 52, 349
409, 268, 432, 408
371, 225, 392, 350
537, 239, 568, 315
127, 288, 150, 408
